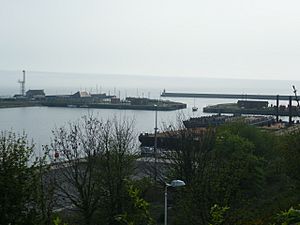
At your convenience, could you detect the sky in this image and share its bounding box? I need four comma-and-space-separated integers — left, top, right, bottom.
1, 0, 300, 80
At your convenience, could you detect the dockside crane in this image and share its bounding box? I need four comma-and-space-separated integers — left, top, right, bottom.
292, 85, 300, 107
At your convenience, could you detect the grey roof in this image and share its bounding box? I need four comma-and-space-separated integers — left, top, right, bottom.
72, 91, 91, 98
26, 89, 45, 95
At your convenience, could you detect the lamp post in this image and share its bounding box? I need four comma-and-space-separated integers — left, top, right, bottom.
164, 180, 186, 225
154, 104, 158, 182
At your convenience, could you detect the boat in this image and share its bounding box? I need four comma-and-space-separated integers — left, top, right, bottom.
183, 115, 276, 129
138, 128, 207, 148
67, 105, 77, 108
138, 131, 179, 148
139, 115, 276, 148
183, 115, 230, 128
192, 98, 198, 112
192, 106, 198, 112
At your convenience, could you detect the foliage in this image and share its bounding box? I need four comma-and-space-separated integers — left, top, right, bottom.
278, 131, 300, 182
209, 204, 230, 225
0, 131, 52, 225
95, 118, 137, 225
47, 115, 136, 225
53, 216, 68, 225
116, 184, 154, 225
212, 129, 265, 218
165, 126, 216, 225
47, 115, 103, 225
3, 118, 300, 225
275, 205, 300, 225
168, 122, 300, 225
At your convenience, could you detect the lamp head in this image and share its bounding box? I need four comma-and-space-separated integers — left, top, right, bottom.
169, 180, 186, 188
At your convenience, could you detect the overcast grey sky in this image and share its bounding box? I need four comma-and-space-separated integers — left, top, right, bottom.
1, 0, 300, 80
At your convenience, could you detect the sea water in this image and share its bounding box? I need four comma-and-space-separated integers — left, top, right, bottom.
1, 70, 300, 155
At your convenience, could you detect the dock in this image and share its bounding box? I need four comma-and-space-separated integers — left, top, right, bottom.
203, 103, 300, 117
42, 102, 186, 111
161, 91, 300, 124
161, 91, 296, 101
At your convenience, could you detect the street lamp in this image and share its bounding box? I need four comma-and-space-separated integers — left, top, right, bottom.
154, 104, 158, 182
164, 180, 186, 225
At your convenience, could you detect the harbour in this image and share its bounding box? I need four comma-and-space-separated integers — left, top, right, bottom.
2, 71, 300, 155
3, 2, 300, 223
1, 71, 186, 111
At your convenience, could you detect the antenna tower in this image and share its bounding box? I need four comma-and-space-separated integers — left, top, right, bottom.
18, 70, 26, 96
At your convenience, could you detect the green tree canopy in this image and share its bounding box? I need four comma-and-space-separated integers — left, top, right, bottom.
0, 131, 48, 225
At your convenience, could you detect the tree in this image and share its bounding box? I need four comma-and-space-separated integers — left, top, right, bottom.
47, 115, 137, 225
276, 205, 300, 225
167, 122, 280, 225
279, 130, 300, 182
162, 121, 216, 225
0, 131, 51, 225
116, 183, 154, 225
209, 204, 230, 225
218, 123, 300, 224
95, 118, 137, 225
34, 155, 57, 225
211, 128, 265, 224
47, 115, 104, 225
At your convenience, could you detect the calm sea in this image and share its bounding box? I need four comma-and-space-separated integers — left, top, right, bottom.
1, 70, 300, 155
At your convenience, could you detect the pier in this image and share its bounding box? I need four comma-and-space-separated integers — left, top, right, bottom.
161, 91, 296, 101
203, 104, 300, 117
161, 91, 300, 124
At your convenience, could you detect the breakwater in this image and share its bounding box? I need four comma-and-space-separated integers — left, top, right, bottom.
203, 103, 300, 117
161, 91, 296, 101
42, 102, 186, 111
0, 96, 186, 111
0, 99, 41, 108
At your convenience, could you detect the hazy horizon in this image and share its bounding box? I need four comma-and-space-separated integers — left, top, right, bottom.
1, 70, 300, 98
1, 0, 300, 80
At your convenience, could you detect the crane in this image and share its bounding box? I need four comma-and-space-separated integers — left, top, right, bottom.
292, 85, 300, 107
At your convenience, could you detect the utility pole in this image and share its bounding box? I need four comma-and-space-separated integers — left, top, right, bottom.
154, 104, 158, 182
289, 96, 293, 125
276, 95, 279, 122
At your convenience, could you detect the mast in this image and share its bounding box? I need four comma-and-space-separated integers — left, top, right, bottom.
18, 70, 26, 96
